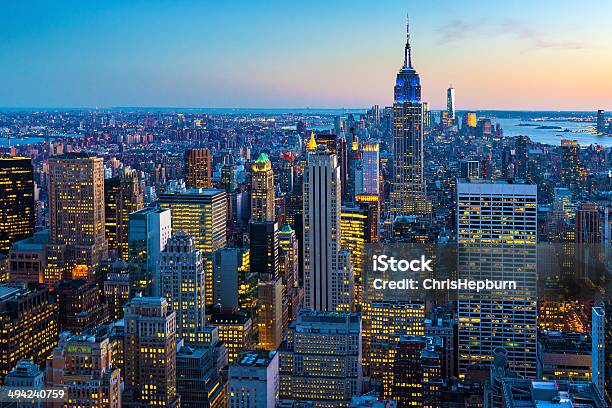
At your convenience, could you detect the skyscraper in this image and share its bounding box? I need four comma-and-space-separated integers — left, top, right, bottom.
303, 144, 352, 311
0, 284, 59, 384
391, 18, 428, 217
361, 143, 380, 196
278, 309, 362, 406
361, 300, 425, 398
457, 179, 538, 379
47, 153, 108, 283
0, 157, 35, 254
278, 224, 301, 324
447, 86, 456, 121
596, 109, 606, 134
249, 221, 280, 278
160, 232, 206, 343
390, 336, 443, 407
123, 296, 180, 407
128, 207, 172, 296
249, 221, 284, 350
561, 139, 584, 197
104, 167, 144, 260
159, 188, 227, 306
514, 135, 529, 179
251, 153, 276, 222
575, 202, 601, 243
184, 148, 212, 189
340, 204, 377, 306
591, 306, 605, 397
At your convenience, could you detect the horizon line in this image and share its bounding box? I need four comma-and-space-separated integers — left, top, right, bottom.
0, 106, 610, 114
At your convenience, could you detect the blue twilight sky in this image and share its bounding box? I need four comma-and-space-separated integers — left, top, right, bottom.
1, 0, 611, 110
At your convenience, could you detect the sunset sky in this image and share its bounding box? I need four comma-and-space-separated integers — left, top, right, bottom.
1, 0, 611, 110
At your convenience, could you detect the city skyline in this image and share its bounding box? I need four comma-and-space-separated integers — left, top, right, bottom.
2, 0, 612, 110
0, 3, 610, 406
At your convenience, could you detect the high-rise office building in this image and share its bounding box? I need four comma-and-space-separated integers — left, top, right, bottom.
391, 19, 428, 217
104, 167, 144, 260
249, 221, 284, 350
303, 145, 353, 311
575, 203, 601, 243
466, 112, 477, 128
257, 277, 283, 351
596, 109, 606, 134
447, 86, 456, 121
361, 143, 380, 196
514, 135, 530, 179
55, 278, 109, 334
251, 153, 275, 222
103, 259, 131, 320
160, 232, 206, 343
123, 296, 180, 407
355, 194, 381, 243
176, 343, 227, 408
47, 153, 108, 283
229, 350, 279, 408
278, 309, 362, 405
561, 139, 584, 196
212, 247, 248, 310
390, 336, 443, 407
184, 148, 212, 189
0, 157, 35, 254
46, 332, 121, 408
592, 306, 605, 397
249, 221, 280, 278
128, 207, 171, 296
340, 204, 377, 306
209, 311, 254, 363
457, 179, 538, 379
8, 229, 48, 284
278, 224, 301, 325
159, 188, 227, 306
361, 300, 425, 397
0, 284, 59, 384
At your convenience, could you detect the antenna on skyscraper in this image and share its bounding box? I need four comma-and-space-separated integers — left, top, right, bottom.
404, 13, 412, 68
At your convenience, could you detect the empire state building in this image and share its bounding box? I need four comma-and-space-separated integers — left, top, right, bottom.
390, 18, 428, 217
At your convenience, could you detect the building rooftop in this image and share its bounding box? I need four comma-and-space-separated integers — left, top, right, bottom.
11, 229, 49, 251
539, 331, 591, 354
457, 178, 535, 185
234, 350, 277, 368
159, 188, 225, 196
502, 379, 608, 408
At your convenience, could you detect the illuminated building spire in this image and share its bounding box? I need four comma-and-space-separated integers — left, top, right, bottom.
404, 13, 412, 68
307, 131, 318, 151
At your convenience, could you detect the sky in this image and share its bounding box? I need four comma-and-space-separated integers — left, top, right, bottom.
1, 0, 611, 110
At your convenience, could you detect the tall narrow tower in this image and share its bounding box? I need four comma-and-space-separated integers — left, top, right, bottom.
303, 145, 353, 311
251, 153, 275, 222
447, 86, 456, 121
391, 17, 427, 217
47, 153, 108, 282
